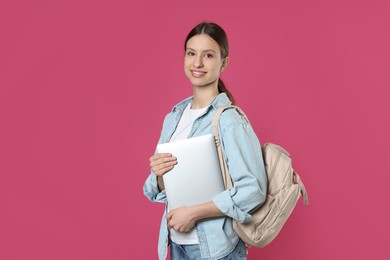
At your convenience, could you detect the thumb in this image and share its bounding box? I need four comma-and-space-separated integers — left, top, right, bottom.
166, 211, 173, 220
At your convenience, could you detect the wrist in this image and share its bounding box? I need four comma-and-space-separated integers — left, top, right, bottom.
190, 202, 224, 222
191, 205, 203, 222
157, 176, 165, 191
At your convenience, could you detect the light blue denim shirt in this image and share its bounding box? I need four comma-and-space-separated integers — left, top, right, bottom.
143, 93, 267, 259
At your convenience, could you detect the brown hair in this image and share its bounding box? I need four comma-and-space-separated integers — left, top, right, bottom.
184, 22, 235, 104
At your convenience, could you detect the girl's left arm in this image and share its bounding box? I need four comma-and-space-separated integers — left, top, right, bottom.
211, 115, 268, 223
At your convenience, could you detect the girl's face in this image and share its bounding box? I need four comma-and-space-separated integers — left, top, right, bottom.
184, 34, 227, 89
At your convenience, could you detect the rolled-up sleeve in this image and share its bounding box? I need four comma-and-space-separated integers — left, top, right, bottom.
212, 118, 267, 223
143, 172, 167, 203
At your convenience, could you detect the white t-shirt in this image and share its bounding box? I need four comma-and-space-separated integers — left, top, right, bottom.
168, 102, 207, 245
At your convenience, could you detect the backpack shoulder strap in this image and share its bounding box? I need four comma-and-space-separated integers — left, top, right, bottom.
211, 105, 250, 136
211, 105, 249, 189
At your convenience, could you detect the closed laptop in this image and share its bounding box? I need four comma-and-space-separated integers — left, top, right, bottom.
156, 134, 225, 210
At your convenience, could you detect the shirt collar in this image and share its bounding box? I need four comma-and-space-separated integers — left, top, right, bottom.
171, 92, 232, 113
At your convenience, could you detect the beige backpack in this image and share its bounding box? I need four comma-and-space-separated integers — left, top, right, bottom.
212, 105, 309, 248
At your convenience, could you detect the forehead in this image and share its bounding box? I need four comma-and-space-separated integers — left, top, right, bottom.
186, 34, 220, 52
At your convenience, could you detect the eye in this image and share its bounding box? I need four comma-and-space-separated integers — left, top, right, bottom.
205, 53, 214, 58
186, 51, 195, 56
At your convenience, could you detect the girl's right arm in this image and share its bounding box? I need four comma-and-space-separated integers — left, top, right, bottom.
143, 113, 176, 202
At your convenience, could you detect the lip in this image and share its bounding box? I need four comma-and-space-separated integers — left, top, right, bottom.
191, 70, 206, 78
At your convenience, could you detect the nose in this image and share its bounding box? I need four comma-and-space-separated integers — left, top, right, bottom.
193, 55, 204, 68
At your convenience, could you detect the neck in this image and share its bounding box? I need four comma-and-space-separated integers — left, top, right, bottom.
191, 84, 219, 109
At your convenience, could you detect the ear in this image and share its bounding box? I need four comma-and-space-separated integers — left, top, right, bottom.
221, 57, 229, 72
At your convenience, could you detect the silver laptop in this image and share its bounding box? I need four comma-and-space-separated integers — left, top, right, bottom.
156, 134, 225, 210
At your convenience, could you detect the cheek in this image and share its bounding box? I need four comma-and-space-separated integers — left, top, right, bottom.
210, 62, 222, 74
183, 64, 191, 77
184, 61, 191, 71
184, 56, 193, 65
183, 62, 191, 73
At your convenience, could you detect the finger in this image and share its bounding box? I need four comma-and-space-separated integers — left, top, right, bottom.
167, 218, 175, 229
152, 160, 177, 172
170, 223, 176, 230
179, 227, 186, 233
150, 156, 177, 167
150, 153, 172, 162
150, 159, 177, 170
150, 158, 177, 170
156, 160, 177, 170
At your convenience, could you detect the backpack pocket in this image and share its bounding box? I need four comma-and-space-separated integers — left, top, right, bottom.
257, 185, 301, 245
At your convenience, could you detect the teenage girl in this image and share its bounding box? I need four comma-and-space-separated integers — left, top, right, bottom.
143, 22, 267, 260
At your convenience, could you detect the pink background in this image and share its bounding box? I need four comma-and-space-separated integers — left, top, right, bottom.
1, 0, 389, 259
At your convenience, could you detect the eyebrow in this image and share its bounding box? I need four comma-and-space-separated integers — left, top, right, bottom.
186, 47, 217, 53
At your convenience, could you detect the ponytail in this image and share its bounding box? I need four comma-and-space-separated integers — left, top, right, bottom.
218, 78, 235, 105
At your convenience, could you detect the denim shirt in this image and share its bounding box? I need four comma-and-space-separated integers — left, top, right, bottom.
143, 93, 267, 259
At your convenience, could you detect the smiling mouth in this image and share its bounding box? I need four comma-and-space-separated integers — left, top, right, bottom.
191, 70, 206, 77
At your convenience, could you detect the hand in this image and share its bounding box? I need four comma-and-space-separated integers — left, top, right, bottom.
166, 206, 197, 233
149, 153, 177, 177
